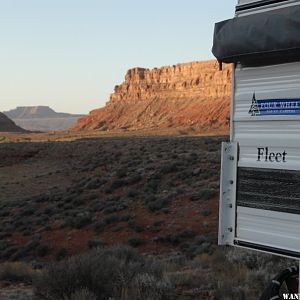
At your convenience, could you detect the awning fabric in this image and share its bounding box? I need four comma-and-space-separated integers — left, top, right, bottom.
212, 5, 300, 64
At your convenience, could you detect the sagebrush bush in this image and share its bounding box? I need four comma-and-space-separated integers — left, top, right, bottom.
128, 237, 145, 248
34, 245, 174, 300
66, 289, 97, 300
200, 188, 217, 200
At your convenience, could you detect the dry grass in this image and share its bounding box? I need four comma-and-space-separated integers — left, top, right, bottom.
0, 262, 35, 283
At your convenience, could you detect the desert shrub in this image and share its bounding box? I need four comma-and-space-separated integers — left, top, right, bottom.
70, 213, 92, 229
0, 209, 11, 217
120, 215, 132, 222
19, 207, 35, 216
36, 244, 51, 257
201, 208, 212, 216
44, 224, 52, 231
56, 248, 68, 261
128, 237, 145, 247
147, 199, 168, 212
85, 178, 105, 190
103, 214, 119, 225
67, 289, 97, 300
146, 180, 160, 192
154, 234, 182, 246
10, 248, 31, 261
152, 221, 162, 228
71, 197, 84, 206
93, 221, 106, 234
144, 195, 156, 204
88, 240, 106, 249
109, 179, 126, 191
34, 245, 174, 300
159, 163, 178, 175
0, 245, 20, 260
127, 190, 139, 198
116, 169, 127, 178
200, 188, 217, 200
128, 220, 144, 233
111, 225, 123, 232
91, 202, 104, 212
102, 205, 117, 215
42, 206, 56, 216
194, 234, 215, 245
161, 208, 170, 214
0, 262, 35, 283
207, 248, 292, 300
127, 174, 142, 185
129, 273, 174, 300
179, 229, 196, 239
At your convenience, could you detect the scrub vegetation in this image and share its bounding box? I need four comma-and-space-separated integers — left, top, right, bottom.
0, 136, 294, 299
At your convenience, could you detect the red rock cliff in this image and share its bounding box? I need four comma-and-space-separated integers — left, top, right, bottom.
73, 60, 231, 132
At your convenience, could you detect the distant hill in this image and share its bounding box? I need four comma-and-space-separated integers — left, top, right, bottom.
0, 112, 26, 132
4, 106, 85, 132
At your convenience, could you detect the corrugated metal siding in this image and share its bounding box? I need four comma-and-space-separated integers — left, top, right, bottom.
233, 62, 300, 170
238, 145, 300, 170
237, 207, 300, 252
233, 61, 300, 254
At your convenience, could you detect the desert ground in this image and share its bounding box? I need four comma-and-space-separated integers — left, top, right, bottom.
0, 133, 293, 299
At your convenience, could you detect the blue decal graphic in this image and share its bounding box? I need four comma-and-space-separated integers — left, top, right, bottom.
248, 93, 300, 116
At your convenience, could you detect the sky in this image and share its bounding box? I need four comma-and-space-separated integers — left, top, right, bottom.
0, 0, 236, 114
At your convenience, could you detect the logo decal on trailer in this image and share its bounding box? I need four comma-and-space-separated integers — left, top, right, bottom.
248, 93, 300, 116
248, 93, 259, 116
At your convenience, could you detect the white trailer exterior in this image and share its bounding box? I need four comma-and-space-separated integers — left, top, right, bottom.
218, 0, 300, 258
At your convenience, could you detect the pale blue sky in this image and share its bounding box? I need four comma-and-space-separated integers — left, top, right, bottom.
0, 0, 236, 114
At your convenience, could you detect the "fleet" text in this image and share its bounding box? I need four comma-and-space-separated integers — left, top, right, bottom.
257, 147, 287, 163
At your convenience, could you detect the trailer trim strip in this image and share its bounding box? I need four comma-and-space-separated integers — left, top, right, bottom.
236, 0, 290, 12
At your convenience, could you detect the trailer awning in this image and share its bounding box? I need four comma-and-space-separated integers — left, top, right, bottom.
212, 5, 300, 64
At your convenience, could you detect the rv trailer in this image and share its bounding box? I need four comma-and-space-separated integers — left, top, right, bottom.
213, 0, 300, 260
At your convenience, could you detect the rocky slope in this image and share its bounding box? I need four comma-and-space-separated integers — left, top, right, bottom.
73, 60, 231, 132
0, 113, 26, 132
4, 106, 84, 132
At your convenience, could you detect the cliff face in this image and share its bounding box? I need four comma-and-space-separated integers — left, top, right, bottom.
0, 113, 26, 132
73, 60, 231, 132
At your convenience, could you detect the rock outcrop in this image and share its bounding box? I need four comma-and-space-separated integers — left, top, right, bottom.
0, 112, 26, 132
4, 106, 85, 132
73, 60, 231, 132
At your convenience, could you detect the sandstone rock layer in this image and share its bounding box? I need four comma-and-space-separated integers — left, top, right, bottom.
73, 60, 231, 132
